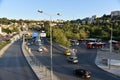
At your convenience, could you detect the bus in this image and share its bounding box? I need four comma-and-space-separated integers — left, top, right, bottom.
87, 42, 106, 49
86, 38, 105, 49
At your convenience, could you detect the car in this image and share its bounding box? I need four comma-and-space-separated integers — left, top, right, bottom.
64, 49, 71, 56
67, 54, 78, 63
70, 40, 79, 45
74, 69, 91, 79
38, 47, 43, 52
27, 42, 30, 45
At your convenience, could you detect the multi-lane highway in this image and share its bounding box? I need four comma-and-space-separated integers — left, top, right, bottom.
0, 40, 39, 80
29, 38, 120, 80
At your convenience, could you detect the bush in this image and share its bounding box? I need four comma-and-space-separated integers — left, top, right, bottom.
0, 40, 11, 50
114, 44, 119, 50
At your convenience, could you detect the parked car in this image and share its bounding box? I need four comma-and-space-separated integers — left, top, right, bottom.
67, 54, 78, 63
74, 69, 91, 79
70, 39, 79, 46
64, 49, 71, 56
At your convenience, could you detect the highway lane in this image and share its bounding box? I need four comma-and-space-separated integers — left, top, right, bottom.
72, 44, 120, 80
0, 40, 39, 80
29, 38, 120, 80
29, 39, 80, 80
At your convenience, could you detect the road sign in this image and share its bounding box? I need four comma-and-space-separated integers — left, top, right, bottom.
32, 32, 39, 38
40, 32, 46, 37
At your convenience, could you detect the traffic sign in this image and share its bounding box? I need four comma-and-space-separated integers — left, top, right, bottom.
40, 32, 46, 37
32, 32, 39, 38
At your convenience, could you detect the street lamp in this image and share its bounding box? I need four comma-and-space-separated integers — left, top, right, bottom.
108, 17, 114, 69
38, 10, 60, 80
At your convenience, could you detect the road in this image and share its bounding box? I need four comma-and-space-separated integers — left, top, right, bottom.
0, 40, 39, 80
29, 38, 120, 80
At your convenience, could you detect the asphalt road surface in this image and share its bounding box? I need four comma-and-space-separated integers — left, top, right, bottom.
29, 38, 120, 80
0, 40, 39, 80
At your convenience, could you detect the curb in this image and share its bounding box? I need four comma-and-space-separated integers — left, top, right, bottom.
22, 39, 60, 80
22, 40, 49, 80
95, 50, 120, 77
0, 41, 14, 57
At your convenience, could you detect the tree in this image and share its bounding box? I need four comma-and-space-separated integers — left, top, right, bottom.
62, 21, 72, 31
72, 24, 79, 33
43, 21, 50, 37
79, 29, 88, 39
2, 28, 12, 34
65, 30, 73, 39
12, 26, 19, 32
90, 26, 102, 38
53, 27, 71, 47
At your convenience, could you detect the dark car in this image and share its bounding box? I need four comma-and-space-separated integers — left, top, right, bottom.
74, 69, 91, 79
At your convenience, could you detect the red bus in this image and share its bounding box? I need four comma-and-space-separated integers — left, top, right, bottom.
87, 42, 106, 49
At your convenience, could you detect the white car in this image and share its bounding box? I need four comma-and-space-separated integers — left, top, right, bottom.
38, 47, 43, 52
27, 42, 30, 45
67, 54, 78, 63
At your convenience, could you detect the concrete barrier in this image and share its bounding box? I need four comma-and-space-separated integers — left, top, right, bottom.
22, 37, 60, 80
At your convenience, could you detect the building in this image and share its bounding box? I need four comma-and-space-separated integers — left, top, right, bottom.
111, 11, 120, 17
88, 15, 98, 24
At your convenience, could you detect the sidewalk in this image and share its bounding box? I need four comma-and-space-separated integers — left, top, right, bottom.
95, 49, 120, 77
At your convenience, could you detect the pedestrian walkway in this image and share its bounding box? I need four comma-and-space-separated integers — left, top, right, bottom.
95, 49, 120, 77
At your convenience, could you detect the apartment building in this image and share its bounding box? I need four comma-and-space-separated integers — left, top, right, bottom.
111, 11, 120, 17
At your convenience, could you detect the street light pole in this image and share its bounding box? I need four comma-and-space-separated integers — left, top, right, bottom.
49, 15, 53, 80
38, 10, 60, 80
109, 17, 113, 70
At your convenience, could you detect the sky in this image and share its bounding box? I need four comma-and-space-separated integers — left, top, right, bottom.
0, 0, 120, 20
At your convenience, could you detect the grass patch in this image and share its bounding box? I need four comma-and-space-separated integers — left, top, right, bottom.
0, 39, 11, 50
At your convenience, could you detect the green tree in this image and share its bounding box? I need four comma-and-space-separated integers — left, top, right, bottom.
12, 26, 19, 32
90, 26, 102, 38
53, 28, 71, 47
2, 28, 12, 34
44, 21, 50, 37
65, 30, 73, 39
70, 24, 80, 33
62, 21, 72, 31
79, 29, 88, 39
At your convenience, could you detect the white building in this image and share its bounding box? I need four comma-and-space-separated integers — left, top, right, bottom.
111, 11, 120, 17
89, 15, 98, 24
